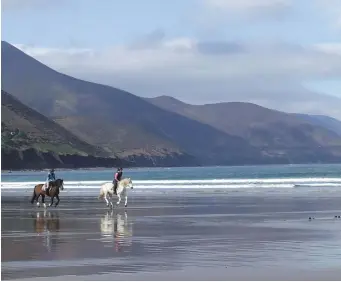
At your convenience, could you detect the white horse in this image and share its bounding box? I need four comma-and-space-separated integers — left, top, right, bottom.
98, 177, 133, 208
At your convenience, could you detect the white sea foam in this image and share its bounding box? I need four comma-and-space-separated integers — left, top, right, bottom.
1, 177, 341, 190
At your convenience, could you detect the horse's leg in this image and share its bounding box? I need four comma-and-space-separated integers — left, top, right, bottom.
36, 194, 41, 207
109, 193, 114, 208
124, 195, 128, 207
120, 190, 127, 207
49, 195, 54, 207
41, 195, 47, 209
116, 193, 121, 205
104, 193, 109, 207
30, 189, 36, 204
55, 195, 60, 207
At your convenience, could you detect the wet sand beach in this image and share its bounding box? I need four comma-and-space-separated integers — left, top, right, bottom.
2, 190, 341, 280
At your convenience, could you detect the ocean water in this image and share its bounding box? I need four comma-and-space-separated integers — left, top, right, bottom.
2, 164, 341, 194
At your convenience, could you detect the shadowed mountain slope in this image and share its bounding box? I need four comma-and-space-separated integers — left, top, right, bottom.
147, 96, 341, 161
1, 90, 128, 169
2, 41, 265, 166
1, 90, 105, 156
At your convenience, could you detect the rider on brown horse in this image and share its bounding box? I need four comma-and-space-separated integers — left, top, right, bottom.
44, 169, 56, 193
113, 167, 123, 195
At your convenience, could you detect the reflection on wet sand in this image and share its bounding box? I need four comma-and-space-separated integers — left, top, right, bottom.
32, 211, 60, 252
100, 210, 133, 251
3, 192, 341, 281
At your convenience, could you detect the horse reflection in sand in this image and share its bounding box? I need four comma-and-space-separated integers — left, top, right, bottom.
100, 210, 133, 251
98, 178, 134, 208
32, 211, 60, 252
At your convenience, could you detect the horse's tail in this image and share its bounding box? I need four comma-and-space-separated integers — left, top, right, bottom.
30, 187, 36, 204
98, 189, 104, 199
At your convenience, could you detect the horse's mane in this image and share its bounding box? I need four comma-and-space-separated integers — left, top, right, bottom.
121, 177, 131, 184
50, 179, 63, 185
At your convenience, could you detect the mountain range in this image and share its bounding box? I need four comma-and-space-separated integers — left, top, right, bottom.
1, 41, 341, 170
147, 95, 341, 146
1, 90, 127, 169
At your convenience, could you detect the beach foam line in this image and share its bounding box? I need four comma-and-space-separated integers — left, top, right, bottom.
1, 177, 341, 190
2, 177, 341, 186
0, 184, 294, 189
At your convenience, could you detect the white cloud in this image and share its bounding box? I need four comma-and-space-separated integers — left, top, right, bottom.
3, 0, 71, 11
203, 0, 293, 20
11, 38, 341, 119
314, 0, 341, 30
205, 0, 291, 11
313, 43, 341, 56
13, 44, 93, 56
1, 0, 67, 11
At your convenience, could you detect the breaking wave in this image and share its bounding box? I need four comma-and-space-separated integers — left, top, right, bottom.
2, 177, 341, 190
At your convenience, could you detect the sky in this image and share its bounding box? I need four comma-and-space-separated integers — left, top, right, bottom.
1, 0, 341, 118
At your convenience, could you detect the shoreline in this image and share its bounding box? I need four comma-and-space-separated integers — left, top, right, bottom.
1, 167, 115, 173
2, 162, 341, 174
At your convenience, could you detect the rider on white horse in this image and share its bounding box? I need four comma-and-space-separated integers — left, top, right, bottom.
43, 169, 56, 192
113, 167, 123, 195
98, 177, 133, 208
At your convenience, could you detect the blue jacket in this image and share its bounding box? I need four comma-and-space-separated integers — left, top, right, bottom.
47, 172, 56, 181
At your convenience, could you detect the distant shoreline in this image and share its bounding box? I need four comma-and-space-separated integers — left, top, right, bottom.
1, 167, 127, 173
2, 162, 341, 174
1, 167, 112, 173
0, 164, 198, 173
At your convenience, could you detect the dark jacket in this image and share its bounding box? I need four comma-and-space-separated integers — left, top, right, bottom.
114, 171, 122, 182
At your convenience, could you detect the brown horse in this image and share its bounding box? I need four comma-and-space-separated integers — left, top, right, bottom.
30, 179, 64, 208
